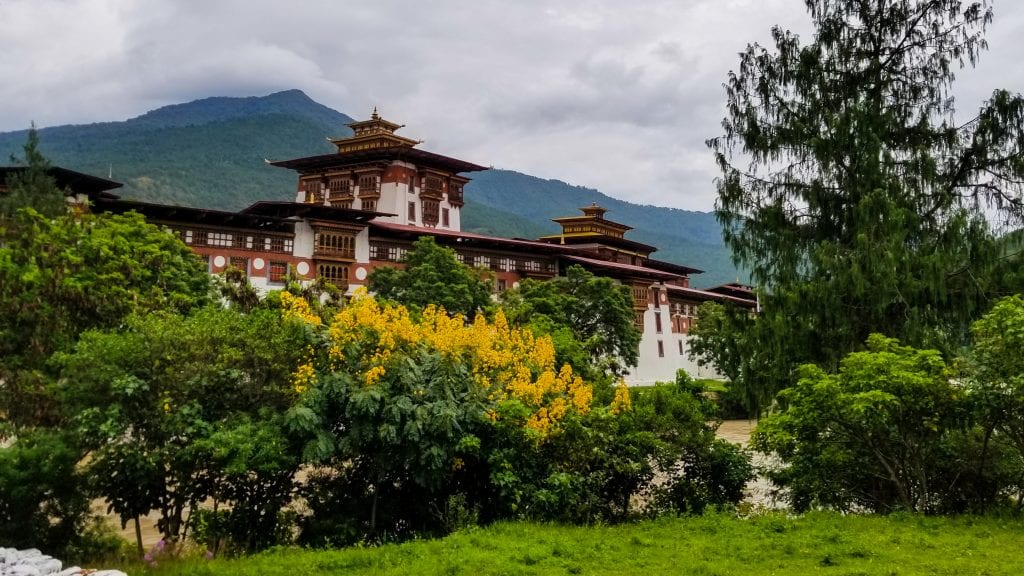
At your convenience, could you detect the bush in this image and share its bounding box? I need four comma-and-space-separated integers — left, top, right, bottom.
754, 334, 1009, 513
0, 429, 92, 556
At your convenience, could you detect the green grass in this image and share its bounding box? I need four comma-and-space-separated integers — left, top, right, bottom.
119, 511, 1024, 575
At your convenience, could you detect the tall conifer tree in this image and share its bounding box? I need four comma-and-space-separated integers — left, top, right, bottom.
1, 127, 66, 218
706, 0, 1024, 406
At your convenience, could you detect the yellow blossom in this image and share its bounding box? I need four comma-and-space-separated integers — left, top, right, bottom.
611, 380, 632, 415
323, 292, 602, 437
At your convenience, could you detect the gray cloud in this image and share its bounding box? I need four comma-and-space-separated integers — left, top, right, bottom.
1, 0, 1021, 210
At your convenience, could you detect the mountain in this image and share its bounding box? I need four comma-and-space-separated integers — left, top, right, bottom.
0, 90, 743, 287
0, 90, 348, 209
462, 170, 737, 284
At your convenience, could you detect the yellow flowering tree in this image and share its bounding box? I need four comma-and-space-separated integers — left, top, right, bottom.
322, 289, 592, 434
289, 292, 751, 544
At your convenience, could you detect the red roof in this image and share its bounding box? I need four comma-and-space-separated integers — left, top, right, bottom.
268, 147, 487, 174
370, 221, 569, 253
561, 254, 683, 281
665, 284, 757, 307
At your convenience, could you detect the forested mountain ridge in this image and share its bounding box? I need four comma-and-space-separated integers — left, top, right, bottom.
0, 90, 743, 286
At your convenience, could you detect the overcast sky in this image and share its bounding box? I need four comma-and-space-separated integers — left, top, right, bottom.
1, 1, 1021, 211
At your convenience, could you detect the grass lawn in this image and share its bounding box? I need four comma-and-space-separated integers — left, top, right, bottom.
121, 511, 1023, 575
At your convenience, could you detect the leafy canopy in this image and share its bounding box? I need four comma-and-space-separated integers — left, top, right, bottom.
502, 265, 641, 376
1, 126, 66, 218
706, 0, 1024, 400
754, 335, 975, 513
368, 236, 493, 318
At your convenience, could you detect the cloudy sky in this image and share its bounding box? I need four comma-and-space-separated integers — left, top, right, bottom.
1, 1, 1021, 211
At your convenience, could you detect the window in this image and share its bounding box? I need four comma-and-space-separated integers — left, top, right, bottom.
229, 257, 249, 278
268, 261, 288, 283
448, 183, 464, 205
207, 231, 232, 247
422, 200, 440, 226
315, 230, 356, 259
423, 175, 444, 197
632, 286, 648, 309
304, 179, 322, 203
657, 340, 665, 358
362, 199, 377, 212
678, 340, 684, 355
184, 229, 193, 244
654, 312, 662, 333
328, 177, 351, 199
317, 263, 349, 289
475, 255, 489, 268
266, 236, 293, 254
408, 201, 416, 222
358, 174, 379, 196
496, 278, 508, 293
442, 207, 450, 227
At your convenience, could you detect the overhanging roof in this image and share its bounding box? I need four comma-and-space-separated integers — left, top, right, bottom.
1, 166, 123, 199
371, 221, 569, 254
561, 254, 683, 281
92, 197, 294, 232
268, 147, 488, 174
241, 201, 390, 222
665, 284, 757, 307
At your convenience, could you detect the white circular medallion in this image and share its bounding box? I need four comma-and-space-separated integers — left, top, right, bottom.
512, 281, 520, 290
252, 258, 265, 271
355, 266, 367, 281
213, 255, 226, 268
296, 261, 310, 276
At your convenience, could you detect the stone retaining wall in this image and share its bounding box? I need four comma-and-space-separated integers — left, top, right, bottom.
0, 548, 126, 576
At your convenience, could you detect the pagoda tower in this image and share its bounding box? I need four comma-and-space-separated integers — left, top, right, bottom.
269, 109, 486, 231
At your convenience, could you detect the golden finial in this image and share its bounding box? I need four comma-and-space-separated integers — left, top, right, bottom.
371, 107, 380, 120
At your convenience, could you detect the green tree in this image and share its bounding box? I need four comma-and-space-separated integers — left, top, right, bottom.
687, 301, 769, 413
1, 127, 66, 218
368, 236, 493, 318
969, 295, 1024, 486
753, 334, 992, 513
0, 429, 90, 555
707, 0, 1024, 401
60, 307, 309, 551
0, 210, 212, 427
502, 265, 641, 376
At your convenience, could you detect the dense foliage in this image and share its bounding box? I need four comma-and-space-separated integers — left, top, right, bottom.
0, 137, 751, 559
502, 265, 641, 378
60, 307, 311, 553
1, 127, 66, 218
704, 0, 1024, 404
290, 291, 750, 546
368, 236, 494, 318
755, 319, 1024, 513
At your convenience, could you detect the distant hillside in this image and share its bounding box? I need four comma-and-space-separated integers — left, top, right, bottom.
0, 90, 743, 287
462, 170, 739, 285
0, 90, 349, 209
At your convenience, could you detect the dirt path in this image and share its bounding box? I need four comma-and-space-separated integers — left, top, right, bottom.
715, 419, 781, 508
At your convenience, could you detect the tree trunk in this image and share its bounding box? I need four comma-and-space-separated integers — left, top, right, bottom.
134, 515, 144, 558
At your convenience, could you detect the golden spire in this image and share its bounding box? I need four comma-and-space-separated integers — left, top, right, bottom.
371, 107, 380, 120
